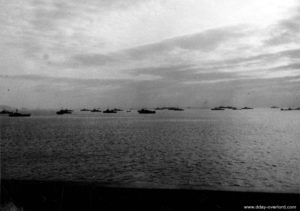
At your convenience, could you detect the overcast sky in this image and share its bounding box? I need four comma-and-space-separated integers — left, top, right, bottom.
0, 0, 299, 109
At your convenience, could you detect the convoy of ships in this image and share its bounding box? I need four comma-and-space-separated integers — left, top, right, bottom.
210, 106, 254, 111
0, 109, 31, 117
1, 105, 300, 117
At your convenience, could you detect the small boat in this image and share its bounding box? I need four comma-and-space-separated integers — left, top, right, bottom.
155, 107, 184, 111
280, 108, 293, 111
56, 110, 65, 115
138, 109, 156, 114
211, 107, 225, 111
218, 106, 238, 110
0, 109, 13, 115
167, 107, 184, 111
270, 106, 279, 109
56, 109, 73, 115
241, 107, 253, 110
9, 110, 31, 117
103, 109, 117, 113
90, 109, 101, 112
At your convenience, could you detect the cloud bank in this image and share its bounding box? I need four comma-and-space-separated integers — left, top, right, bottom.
0, 0, 299, 108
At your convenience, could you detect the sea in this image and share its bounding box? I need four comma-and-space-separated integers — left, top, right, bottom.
1, 109, 300, 193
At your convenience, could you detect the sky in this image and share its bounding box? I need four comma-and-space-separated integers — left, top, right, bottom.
0, 0, 299, 109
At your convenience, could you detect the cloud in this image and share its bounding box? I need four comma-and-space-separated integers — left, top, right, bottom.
65, 44, 300, 91
30, 2, 74, 31
1, 0, 299, 108
126, 64, 241, 82
0, 74, 132, 88
69, 25, 249, 68
71, 53, 120, 67
264, 5, 300, 46
271, 63, 300, 71
204, 48, 300, 66
122, 25, 248, 55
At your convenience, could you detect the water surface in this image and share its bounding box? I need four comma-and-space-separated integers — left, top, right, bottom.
1, 109, 300, 193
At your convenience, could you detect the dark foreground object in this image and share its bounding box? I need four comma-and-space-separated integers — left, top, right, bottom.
1, 180, 299, 211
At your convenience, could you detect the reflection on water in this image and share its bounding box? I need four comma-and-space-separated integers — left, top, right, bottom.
1, 109, 300, 192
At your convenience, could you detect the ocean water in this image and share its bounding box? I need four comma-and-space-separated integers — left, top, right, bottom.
1, 109, 300, 193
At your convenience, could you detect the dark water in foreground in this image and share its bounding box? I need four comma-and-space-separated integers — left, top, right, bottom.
1, 109, 300, 193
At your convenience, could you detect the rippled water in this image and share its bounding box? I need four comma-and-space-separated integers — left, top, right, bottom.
1, 109, 300, 193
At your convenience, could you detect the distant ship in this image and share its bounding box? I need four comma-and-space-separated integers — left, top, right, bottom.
167, 107, 184, 111
241, 107, 253, 110
90, 109, 101, 112
270, 106, 279, 109
138, 109, 156, 114
56, 109, 73, 115
0, 109, 13, 115
211, 107, 225, 111
155, 107, 184, 111
281, 108, 293, 111
219, 106, 238, 110
211, 106, 243, 110
80, 108, 90, 111
9, 110, 31, 117
280, 107, 300, 111
103, 109, 117, 113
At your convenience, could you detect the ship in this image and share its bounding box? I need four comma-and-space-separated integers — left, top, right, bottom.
9, 110, 31, 117
0, 109, 13, 115
211, 106, 242, 110
280, 108, 293, 111
270, 106, 279, 109
211, 107, 225, 111
103, 109, 117, 113
241, 107, 253, 110
90, 109, 101, 112
80, 108, 91, 111
138, 109, 156, 114
155, 107, 166, 110
56, 109, 73, 115
280, 107, 300, 111
167, 107, 184, 111
155, 107, 184, 111
219, 106, 237, 110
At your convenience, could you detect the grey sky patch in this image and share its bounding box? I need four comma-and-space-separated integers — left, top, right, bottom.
0, 74, 133, 88
71, 53, 122, 67
126, 64, 242, 83
1, 0, 299, 108
69, 25, 249, 68
264, 5, 300, 46
202, 48, 300, 70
